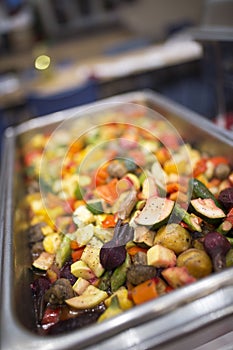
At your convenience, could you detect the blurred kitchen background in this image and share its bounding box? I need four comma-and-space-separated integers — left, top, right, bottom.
0, 0, 232, 151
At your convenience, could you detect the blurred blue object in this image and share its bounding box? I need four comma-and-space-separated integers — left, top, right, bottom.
26, 79, 99, 117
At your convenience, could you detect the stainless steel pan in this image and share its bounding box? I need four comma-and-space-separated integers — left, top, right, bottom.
1, 90, 233, 350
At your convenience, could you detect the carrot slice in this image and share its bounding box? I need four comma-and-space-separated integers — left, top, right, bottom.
95, 163, 109, 186
166, 182, 179, 194
193, 158, 207, 177
131, 279, 158, 305
95, 178, 119, 205
127, 246, 148, 256
70, 240, 80, 250
71, 247, 85, 262
102, 214, 116, 228
209, 156, 229, 166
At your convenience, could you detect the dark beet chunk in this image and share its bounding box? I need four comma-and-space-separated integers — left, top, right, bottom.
31, 277, 51, 299
218, 188, 233, 210
60, 260, 77, 285
31, 277, 51, 321
100, 245, 126, 270
100, 220, 134, 270
204, 231, 231, 271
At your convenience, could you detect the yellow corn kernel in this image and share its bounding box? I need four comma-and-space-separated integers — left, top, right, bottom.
95, 214, 107, 226
30, 199, 44, 214
31, 134, 47, 149
169, 191, 187, 203
164, 160, 178, 175
74, 200, 86, 209
30, 215, 45, 226
43, 233, 61, 254
155, 148, 170, 165
196, 174, 209, 187
41, 225, 54, 236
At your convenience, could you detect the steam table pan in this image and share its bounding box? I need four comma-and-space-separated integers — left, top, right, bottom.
1, 90, 233, 350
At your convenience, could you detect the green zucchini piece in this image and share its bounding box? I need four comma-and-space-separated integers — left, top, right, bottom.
174, 204, 202, 232
135, 196, 175, 229
190, 178, 222, 209
86, 199, 105, 215
55, 235, 71, 268
74, 183, 83, 200
99, 270, 112, 291
217, 220, 232, 236
190, 198, 226, 224
110, 253, 131, 293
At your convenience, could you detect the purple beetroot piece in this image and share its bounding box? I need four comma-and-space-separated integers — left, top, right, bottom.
203, 231, 231, 272
218, 188, 233, 210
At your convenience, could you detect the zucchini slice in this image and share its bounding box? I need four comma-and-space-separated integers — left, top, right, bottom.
135, 196, 174, 228
190, 198, 226, 224
86, 199, 105, 215
190, 178, 222, 209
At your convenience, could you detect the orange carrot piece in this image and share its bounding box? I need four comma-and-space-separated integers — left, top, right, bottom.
166, 183, 179, 194
155, 147, 171, 165
70, 240, 80, 250
131, 279, 158, 305
193, 158, 207, 177
127, 246, 148, 256
69, 140, 84, 154
95, 163, 109, 186
207, 178, 221, 188
95, 178, 119, 205
74, 200, 85, 209
209, 156, 229, 166
71, 247, 85, 262
102, 214, 117, 228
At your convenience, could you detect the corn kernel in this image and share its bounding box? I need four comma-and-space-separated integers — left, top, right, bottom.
43, 233, 61, 254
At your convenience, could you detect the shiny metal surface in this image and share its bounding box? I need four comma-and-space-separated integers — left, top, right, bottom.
1, 90, 233, 350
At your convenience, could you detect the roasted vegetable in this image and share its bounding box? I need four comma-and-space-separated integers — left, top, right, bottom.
177, 248, 212, 278
131, 279, 158, 305
218, 188, 233, 210
190, 198, 226, 225
147, 244, 176, 268
104, 287, 133, 310
44, 278, 75, 305
55, 235, 71, 268
100, 245, 126, 271
110, 253, 131, 292
203, 231, 231, 272
135, 196, 175, 229
97, 296, 122, 322
115, 189, 137, 220
162, 266, 196, 288
154, 223, 191, 255
190, 178, 222, 208
100, 220, 134, 270
65, 285, 108, 309
126, 264, 157, 286
23, 110, 233, 335
214, 163, 231, 180
174, 204, 202, 232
